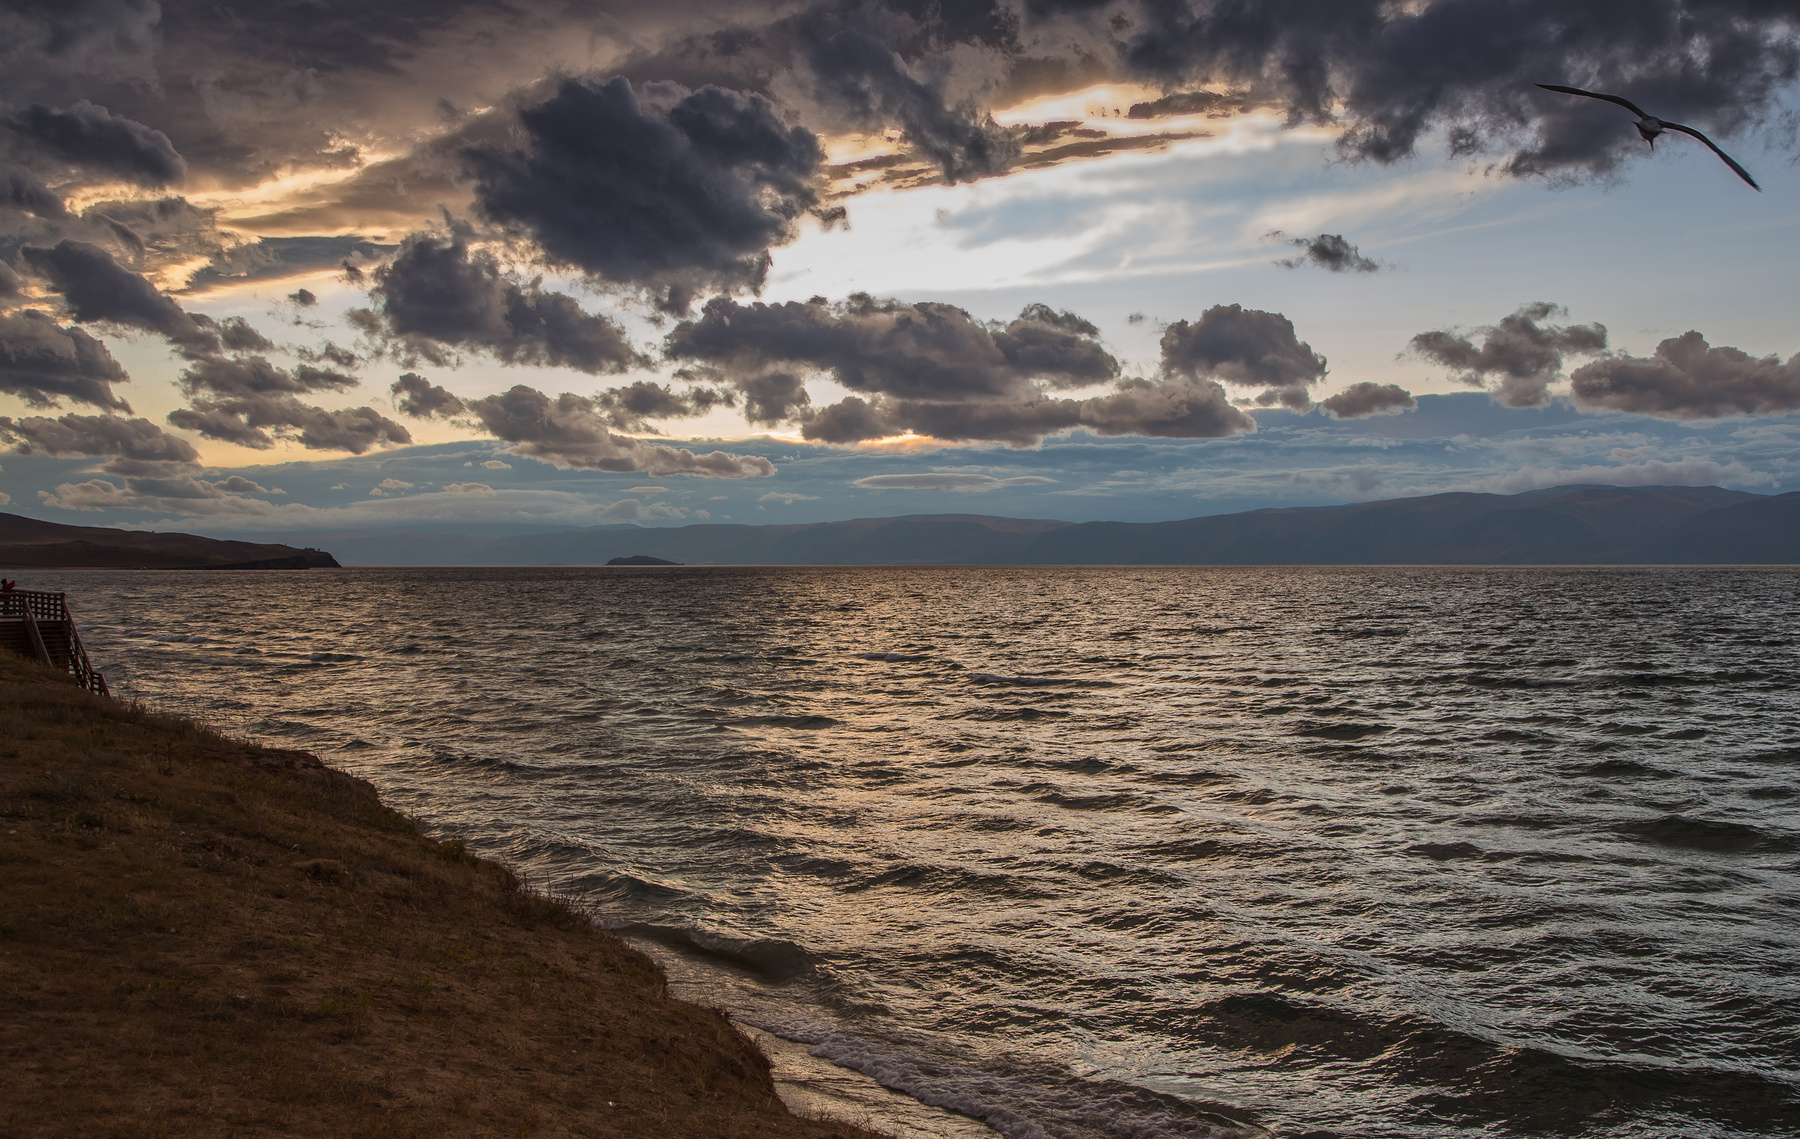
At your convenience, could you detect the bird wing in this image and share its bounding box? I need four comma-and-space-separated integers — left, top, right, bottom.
1661, 122, 1762, 190
1535, 83, 1648, 118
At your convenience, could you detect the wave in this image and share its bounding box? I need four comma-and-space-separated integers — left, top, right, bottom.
1616, 814, 1796, 854
620, 922, 817, 981
1406, 840, 1483, 860
728, 713, 840, 730
966, 672, 1057, 686
791, 1028, 1268, 1139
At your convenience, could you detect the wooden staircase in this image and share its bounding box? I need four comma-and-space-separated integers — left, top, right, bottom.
1, 590, 109, 696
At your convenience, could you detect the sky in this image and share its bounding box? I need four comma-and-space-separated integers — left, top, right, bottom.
2, 0, 1799, 537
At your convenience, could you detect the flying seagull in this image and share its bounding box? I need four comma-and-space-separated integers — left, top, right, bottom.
1536, 83, 1761, 191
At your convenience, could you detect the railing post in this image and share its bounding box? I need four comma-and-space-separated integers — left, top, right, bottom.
21, 608, 53, 668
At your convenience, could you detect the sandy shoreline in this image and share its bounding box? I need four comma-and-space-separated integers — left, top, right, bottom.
0, 651, 891, 1137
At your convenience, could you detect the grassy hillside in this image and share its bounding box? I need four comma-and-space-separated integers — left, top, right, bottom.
0, 653, 879, 1138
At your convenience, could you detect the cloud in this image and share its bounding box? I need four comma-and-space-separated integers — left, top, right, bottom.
1569, 332, 1800, 420
665, 293, 1280, 446
758, 491, 821, 503
590, 380, 732, 431
1477, 456, 1774, 494
1069, 0, 1798, 181
800, 375, 1256, 447
31, 455, 706, 527
0, 309, 130, 409
1410, 302, 1607, 408
361, 228, 642, 372
211, 475, 271, 494
169, 355, 412, 453
1321, 381, 1416, 419
0, 412, 199, 476
18, 240, 210, 344
466, 77, 825, 296
391, 372, 465, 419
1127, 91, 1251, 120
852, 472, 1057, 492
40, 472, 291, 513
461, 384, 775, 477
290, 288, 317, 307
3, 100, 186, 185
1274, 232, 1378, 273
1159, 304, 1329, 410
481, 459, 511, 469
667, 294, 1120, 417
801, 28, 1019, 183
3, 168, 67, 217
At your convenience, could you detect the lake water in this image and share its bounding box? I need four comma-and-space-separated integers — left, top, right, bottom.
25, 566, 1800, 1138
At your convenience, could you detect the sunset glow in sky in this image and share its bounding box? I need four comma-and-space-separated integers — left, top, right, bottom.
3, 1, 1798, 533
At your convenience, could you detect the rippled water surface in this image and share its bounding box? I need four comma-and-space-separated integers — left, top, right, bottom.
30, 566, 1800, 1138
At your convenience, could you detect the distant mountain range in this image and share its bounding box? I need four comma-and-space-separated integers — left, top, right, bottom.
269, 484, 1800, 566
0, 514, 340, 570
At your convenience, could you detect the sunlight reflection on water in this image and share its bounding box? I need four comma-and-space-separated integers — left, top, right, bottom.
33, 565, 1800, 1138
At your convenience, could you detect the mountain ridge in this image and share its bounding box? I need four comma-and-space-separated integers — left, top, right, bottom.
246, 485, 1798, 566
0, 514, 340, 570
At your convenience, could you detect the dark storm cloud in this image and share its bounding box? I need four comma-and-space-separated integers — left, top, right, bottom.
0, 1, 161, 90
391, 372, 465, 419
1274, 232, 1378, 273
1065, 0, 1799, 180
803, 28, 1019, 182
13, 235, 296, 363
1159, 304, 1328, 410
0, 411, 201, 475
1320, 381, 1416, 419
3, 167, 68, 218
615, 2, 1028, 184
2, 100, 186, 185
466, 77, 826, 294
18, 239, 210, 344
362, 229, 642, 372
1410, 302, 1607, 408
1569, 332, 1800, 420
3, 0, 1792, 261
0, 260, 23, 302
169, 355, 413, 453
460, 383, 776, 476
0, 309, 130, 409
666, 294, 1119, 414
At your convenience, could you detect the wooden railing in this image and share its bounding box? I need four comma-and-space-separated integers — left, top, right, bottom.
1, 590, 110, 696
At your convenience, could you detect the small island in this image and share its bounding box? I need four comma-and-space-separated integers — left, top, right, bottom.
606, 555, 684, 566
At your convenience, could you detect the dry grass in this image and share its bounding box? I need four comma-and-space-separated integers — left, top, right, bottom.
0, 653, 884, 1139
